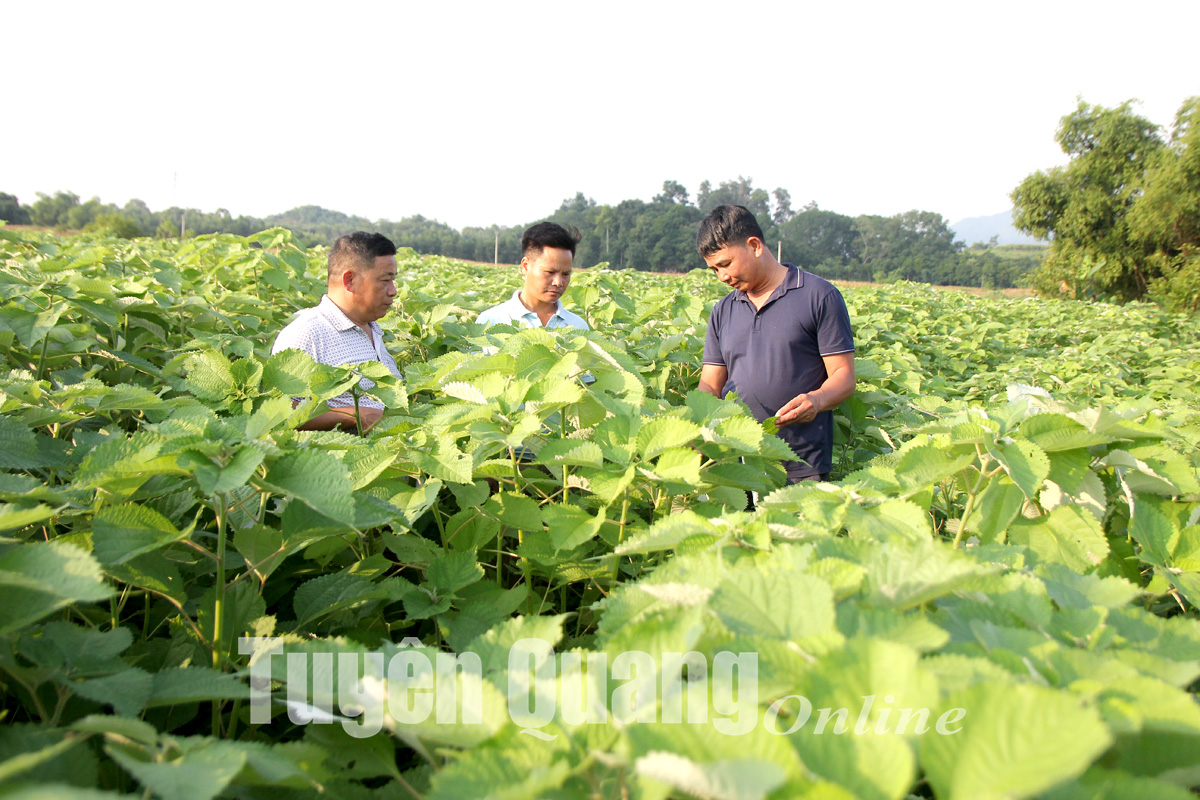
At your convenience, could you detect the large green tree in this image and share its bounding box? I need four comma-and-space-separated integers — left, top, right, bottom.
0, 192, 30, 224
1012, 99, 1165, 301
1130, 97, 1200, 310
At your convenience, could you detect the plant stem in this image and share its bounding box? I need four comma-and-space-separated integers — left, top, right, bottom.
212, 493, 228, 736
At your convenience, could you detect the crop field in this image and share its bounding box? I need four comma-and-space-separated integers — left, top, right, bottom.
1, 227, 1199, 800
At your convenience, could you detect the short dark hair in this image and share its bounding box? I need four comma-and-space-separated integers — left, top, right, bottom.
522, 221, 581, 259
697, 205, 766, 257
328, 232, 397, 280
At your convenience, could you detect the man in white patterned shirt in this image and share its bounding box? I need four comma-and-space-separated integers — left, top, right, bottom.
476, 222, 589, 330
272, 231, 401, 432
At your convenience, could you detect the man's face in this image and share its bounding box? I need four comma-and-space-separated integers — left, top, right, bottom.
521, 247, 573, 308
703, 240, 761, 293
347, 255, 398, 324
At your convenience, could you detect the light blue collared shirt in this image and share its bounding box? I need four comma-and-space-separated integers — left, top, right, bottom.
475, 290, 589, 331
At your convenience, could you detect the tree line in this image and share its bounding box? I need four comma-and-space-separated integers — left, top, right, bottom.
0, 178, 1041, 289
1012, 95, 1200, 312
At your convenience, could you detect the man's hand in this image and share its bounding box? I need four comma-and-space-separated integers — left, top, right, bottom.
774, 352, 856, 429
776, 392, 822, 427
297, 405, 384, 433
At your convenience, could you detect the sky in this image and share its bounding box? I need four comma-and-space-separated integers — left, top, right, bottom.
4, 0, 1199, 229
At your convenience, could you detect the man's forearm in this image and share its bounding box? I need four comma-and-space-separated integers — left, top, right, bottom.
808, 368, 855, 413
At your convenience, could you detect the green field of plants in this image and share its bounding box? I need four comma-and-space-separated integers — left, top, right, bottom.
1, 227, 1198, 800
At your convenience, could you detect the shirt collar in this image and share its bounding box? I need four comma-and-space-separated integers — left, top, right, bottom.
318, 294, 380, 334
507, 289, 564, 321
733, 263, 802, 306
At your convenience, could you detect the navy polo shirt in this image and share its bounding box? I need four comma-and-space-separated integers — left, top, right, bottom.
702, 264, 855, 478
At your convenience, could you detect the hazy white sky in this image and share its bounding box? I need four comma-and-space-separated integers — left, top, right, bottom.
5, 1, 1198, 228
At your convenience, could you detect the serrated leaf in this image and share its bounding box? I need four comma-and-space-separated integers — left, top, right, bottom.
483, 491, 542, 531
1018, 413, 1116, 452
108, 739, 248, 800
293, 572, 387, 627
541, 503, 606, 552
535, 439, 604, 469
895, 444, 975, 491
442, 380, 489, 404
711, 415, 764, 452
962, 475, 1027, 543
0, 541, 112, 634
262, 449, 356, 523
1009, 505, 1108, 573
652, 446, 702, 486
990, 438, 1050, 500
73, 668, 154, 716
0, 416, 38, 469
638, 416, 702, 460
867, 539, 991, 611
184, 349, 235, 402
262, 348, 317, 395
711, 568, 834, 640
920, 682, 1112, 800
427, 551, 484, 594
145, 667, 252, 707
634, 753, 786, 800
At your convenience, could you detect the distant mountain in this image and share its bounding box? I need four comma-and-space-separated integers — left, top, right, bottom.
950, 210, 1044, 246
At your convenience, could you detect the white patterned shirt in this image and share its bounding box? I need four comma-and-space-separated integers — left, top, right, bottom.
475, 290, 589, 330
271, 295, 401, 409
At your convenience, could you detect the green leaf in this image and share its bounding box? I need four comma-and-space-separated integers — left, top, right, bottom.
293, 572, 387, 627
1128, 496, 1179, 568
0, 541, 112, 635
894, 443, 975, 491
91, 503, 189, 565
466, 614, 569, 675
0, 503, 60, 533
262, 348, 316, 395
1009, 505, 1109, 573
105, 554, 186, 605
0, 416, 37, 470
652, 446, 702, 486
867, 539, 992, 611
184, 349, 235, 402
535, 439, 604, 469
343, 446, 398, 489
145, 667, 252, 707
541, 503, 606, 552
483, 491, 542, 531
1018, 413, 1116, 452
845, 498, 932, 542
262, 449, 356, 524
232, 525, 286, 581
634, 753, 786, 800
427, 551, 484, 594
72, 668, 154, 716
637, 416, 703, 459
709, 415, 764, 452
920, 682, 1113, 800
711, 568, 835, 640
108, 738, 248, 800
962, 475, 1026, 543
989, 438, 1050, 500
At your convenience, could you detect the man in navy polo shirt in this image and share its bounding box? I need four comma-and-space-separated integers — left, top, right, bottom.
697, 205, 856, 482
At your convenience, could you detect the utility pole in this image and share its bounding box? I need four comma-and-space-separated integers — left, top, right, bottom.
494, 231, 499, 264
606, 227, 609, 254
777, 240, 782, 262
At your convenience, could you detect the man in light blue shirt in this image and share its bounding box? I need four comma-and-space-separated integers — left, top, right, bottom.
476, 222, 590, 331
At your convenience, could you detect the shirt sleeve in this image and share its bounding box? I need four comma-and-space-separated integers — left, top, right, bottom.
816, 287, 855, 356
701, 300, 725, 366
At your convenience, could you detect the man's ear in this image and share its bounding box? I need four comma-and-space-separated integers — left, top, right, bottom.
340, 268, 357, 292
519, 256, 530, 274
745, 236, 765, 256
